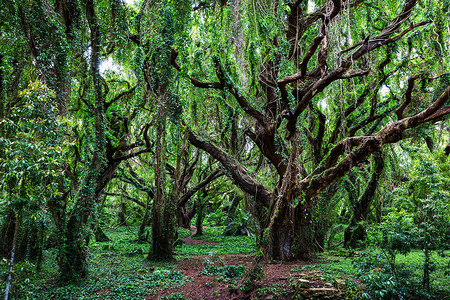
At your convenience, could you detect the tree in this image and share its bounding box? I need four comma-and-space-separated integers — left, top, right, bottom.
0, 81, 62, 264
1, 0, 156, 280
171, 0, 450, 260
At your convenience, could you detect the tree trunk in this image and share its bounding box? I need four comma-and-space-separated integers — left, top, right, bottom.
3, 213, 19, 300
1, 211, 43, 263
195, 190, 207, 236
195, 204, 204, 236
344, 151, 384, 248
93, 224, 110, 242
150, 99, 176, 260
262, 195, 316, 261
58, 216, 89, 281
423, 245, 430, 292
138, 208, 150, 241
175, 169, 224, 228
118, 202, 128, 226
0, 212, 16, 259
176, 207, 192, 229
57, 0, 106, 280
36, 221, 45, 272
228, 192, 242, 215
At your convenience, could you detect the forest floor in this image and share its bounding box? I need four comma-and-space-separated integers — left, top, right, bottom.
152, 226, 304, 299
2, 225, 449, 299
148, 226, 343, 299
153, 253, 300, 299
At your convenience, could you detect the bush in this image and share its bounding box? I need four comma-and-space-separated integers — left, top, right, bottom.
205, 208, 227, 226
223, 208, 253, 236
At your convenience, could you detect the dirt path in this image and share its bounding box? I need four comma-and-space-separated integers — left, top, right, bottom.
148, 227, 333, 299
149, 254, 288, 299
181, 226, 218, 246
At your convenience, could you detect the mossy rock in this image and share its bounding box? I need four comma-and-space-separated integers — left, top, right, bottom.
294, 287, 343, 300
333, 279, 346, 291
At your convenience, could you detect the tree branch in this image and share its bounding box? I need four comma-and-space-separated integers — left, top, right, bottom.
187, 128, 272, 207
212, 56, 270, 126
170, 49, 223, 89
177, 169, 224, 208
102, 191, 146, 208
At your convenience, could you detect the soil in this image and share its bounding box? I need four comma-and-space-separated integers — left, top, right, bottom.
147, 227, 333, 300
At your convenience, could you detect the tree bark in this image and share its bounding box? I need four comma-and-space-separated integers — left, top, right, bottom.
176, 169, 223, 228
93, 224, 110, 243
344, 151, 384, 248
3, 213, 19, 300
150, 100, 171, 259
138, 195, 151, 241
57, 0, 105, 280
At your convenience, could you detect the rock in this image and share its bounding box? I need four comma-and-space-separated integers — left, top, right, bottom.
294, 287, 343, 300
296, 279, 310, 290
292, 293, 306, 300
308, 288, 342, 299
333, 279, 346, 291
324, 282, 333, 287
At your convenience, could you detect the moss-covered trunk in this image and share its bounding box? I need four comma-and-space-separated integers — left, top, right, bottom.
150, 100, 175, 260
263, 198, 316, 261
344, 151, 384, 248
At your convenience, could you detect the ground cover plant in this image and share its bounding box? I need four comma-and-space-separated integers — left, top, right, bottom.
1, 223, 449, 299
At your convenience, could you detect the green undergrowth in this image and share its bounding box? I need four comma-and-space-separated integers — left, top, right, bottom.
291, 253, 357, 278
24, 269, 191, 300
200, 264, 247, 283
395, 249, 450, 294
291, 253, 358, 293
290, 248, 450, 298
1, 225, 256, 299
1, 226, 182, 299
354, 248, 450, 297
175, 226, 256, 256
4, 225, 447, 299
161, 292, 187, 300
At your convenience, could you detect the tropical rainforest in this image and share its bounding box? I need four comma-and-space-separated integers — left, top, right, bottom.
1, 0, 450, 299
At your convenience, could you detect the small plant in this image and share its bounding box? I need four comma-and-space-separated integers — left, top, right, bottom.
223, 208, 253, 236
255, 283, 287, 298
353, 252, 433, 300
151, 269, 184, 281
205, 208, 227, 226
161, 292, 187, 300
240, 264, 264, 292
200, 264, 247, 282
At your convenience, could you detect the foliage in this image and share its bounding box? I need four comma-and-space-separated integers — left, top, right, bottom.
200, 264, 247, 282
239, 264, 264, 293
367, 151, 450, 295
353, 251, 436, 300
0, 226, 192, 299
1, 0, 450, 295
205, 208, 227, 226
176, 226, 256, 256
0, 81, 64, 211
223, 207, 254, 236
255, 283, 289, 299
161, 293, 187, 300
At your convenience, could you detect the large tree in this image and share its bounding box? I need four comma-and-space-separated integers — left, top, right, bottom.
171, 0, 450, 260
1, 0, 158, 280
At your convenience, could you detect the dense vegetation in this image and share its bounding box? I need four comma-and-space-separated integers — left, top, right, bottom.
1, 0, 449, 299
